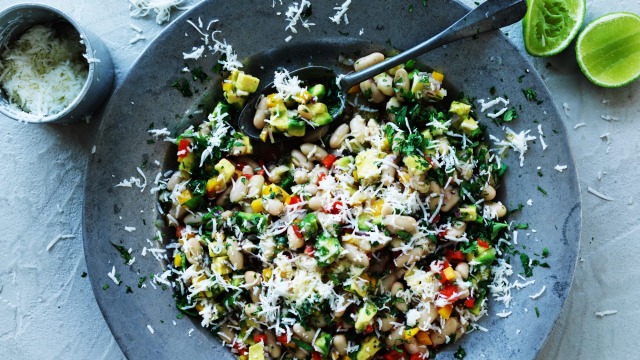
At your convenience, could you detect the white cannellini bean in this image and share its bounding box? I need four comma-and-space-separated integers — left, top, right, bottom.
441, 187, 460, 212
294, 348, 309, 360
379, 315, 397, 332
166, 172, 183, 191
481, 184, 497, 200
229, 179, 247, 203
349, 115, 367, 143
297, 104, 313, 120
446, 221, 467, 239
300, 143, 328, 162
246, 175, 264, 198
330, 123, 350, 148
390, 281, 404, 295
287, 225, 305, 249
430, 317, 460, 345
214, 186, 232, 206
418, 306, 438, 329
265, 330, 281, 358
386, 326, 406, 347
293, 323, 316, 342
404, 338, 419, 354
374, 73, 394, 96
360, 79, 386, 103
333, 335, 347, 355
380, 155, 397, 186
183, 212, 203, 226
253, 96, 269, 129
393, 68, 410, 99
395, 247, 424, 268
384, 215, 418, 234
184, 237, 203, 265
343, 243, 370, 268
485, 201, 507, 219
227, 240, 244, 270
291, 149, 314, 170
264, 199, 284, 216
354, 52, 385, 71
260, 237, 276, 261
244, 271, 261, 288
244, 303, 261, 318
307, 196, 323, 211
241, 165, 254, 176
293, 168, 310, 184
218, 324, 236, 343
455, 262, 470, 280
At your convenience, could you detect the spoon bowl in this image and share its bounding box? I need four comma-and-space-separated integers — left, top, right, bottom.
238, 0, 527, 142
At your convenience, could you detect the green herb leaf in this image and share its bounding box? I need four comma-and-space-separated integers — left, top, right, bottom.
520, 253, 533, 277
454, 346, 467, 359
542, 247, 549, 258
111, 242, 132, 264
171, 78, 193, 97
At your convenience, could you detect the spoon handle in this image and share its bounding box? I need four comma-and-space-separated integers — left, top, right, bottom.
339, 0, 527, 90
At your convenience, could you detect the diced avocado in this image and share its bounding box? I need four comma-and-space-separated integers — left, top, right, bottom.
236, 72, 260, 93
179, 152, 196, 173
355, 336, 382, 360
308, 102, 333, 126
214, 158, 235, 182
308, 84, 326, 100
460, 204, 478, 221
358, 215, 374, 231
235, 212, 268, 233
403, 154, 430, 177
334, 155, 354, 170
460, 117, 479, 134
300, 213, 318, 240
211, 256, 231, 275
248, 342, 265, 360
355, 149, 384, 184
449, 101, 471, 119
287, 118, 306, 137
211, 102, 229, 118
354, 301, 378, 331
470, 294, 485, 315
420, 128, 433, 140
476, 247, 496, 265
269, 104, 290, 132
410, 72, 430, 99
313, 332, 332, 356
314, 232, 342, 267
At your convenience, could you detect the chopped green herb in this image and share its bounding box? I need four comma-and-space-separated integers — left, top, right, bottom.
502, 107, 518, 122
535, 307, 540, 317
489, 86, 496, 95
513, 223, 529, 230
517, 74, 526, 83
542, 247, 549, 258
111, 242, 132, 264
422, 0, 428, 6
171, 78, 193, 97
408, 4, 414, 12
138, 276, 147, 288
537, 186, 548, 195
190, 66, 209, 83
454, 346, 467, 359
103, 284, 110, 290
522, 88, 538, 102
520, 253, 533, 277
147, 139, 156, 144
126, 286, 133, 294
537, 169, 543, 177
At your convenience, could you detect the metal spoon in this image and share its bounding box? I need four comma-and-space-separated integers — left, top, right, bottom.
238, 0, 527, 141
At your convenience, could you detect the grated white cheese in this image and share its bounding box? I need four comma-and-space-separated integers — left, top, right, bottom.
147, 324, 155, 334
496, 311, 512, 318
490, 128, 537, 167
600, 115, 619, 121
108, 266, 120, 285
562, 102, 570, 115
124, 226, 137, 232
283, 0, 315, 35
529, 285, 546, 300
587, 187, 614, 201
573, 122, 586, 129
595, 310, 617, 318
526, 199, 533, 207
554, 165, 568, 172
477, 97, 509, 112
183, 45, 205, 60
329, 0, 352, 25
129, 34, 147, 44
128, 0, 190, 25
0, 25, 88, 117
46, 234, 75, 252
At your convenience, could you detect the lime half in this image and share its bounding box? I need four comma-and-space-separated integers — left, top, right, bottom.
523, 0, 586, 56
576, 12, 640, 88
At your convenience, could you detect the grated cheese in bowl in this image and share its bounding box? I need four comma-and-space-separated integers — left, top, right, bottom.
0, 23, 88, 117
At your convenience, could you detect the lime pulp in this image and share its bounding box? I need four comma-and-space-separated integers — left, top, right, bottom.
523, 0, 586, 57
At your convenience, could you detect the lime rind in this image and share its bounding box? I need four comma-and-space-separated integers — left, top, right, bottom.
576, 12, 640, 88
523, 0, 586, 57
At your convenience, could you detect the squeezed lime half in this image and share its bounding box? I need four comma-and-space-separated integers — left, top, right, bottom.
523, 0, 586, 56
576, 12, 640, 88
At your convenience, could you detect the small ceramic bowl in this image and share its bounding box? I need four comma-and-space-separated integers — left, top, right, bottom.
0, 4, 114, 123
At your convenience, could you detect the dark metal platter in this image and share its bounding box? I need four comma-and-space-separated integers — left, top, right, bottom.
83, 1, 580, 359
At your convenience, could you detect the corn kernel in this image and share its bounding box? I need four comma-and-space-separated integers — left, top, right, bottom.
173, 254, 183, 268
416, 331, 432, 345
443, 266, 457, 282
370, 199, 385, 216
262, 268, 273, 281
251, 199, 264, 213
348, 85, 360, 94
403, 327, 420, 340
438, 304, 453, 319
432, 71, 445, 82
195, 303, 204, 312
239, 355, 249, 360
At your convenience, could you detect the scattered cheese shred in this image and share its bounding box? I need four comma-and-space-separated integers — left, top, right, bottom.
554, 165, 568, 172
108, 266, 120, 285
128, 0, 190, 25
147, 324, 155, 334
283, 0, 315, 35
490, 128, 537, 167
573, 123, 586, 129
46, 234, 75, 252
587, 187, 615, 201
529, 285, 546, 300
329, 0, 352, 25
595, 310, 617, 318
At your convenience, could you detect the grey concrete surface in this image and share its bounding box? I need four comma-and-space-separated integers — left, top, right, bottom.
0, 0, 638, 359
